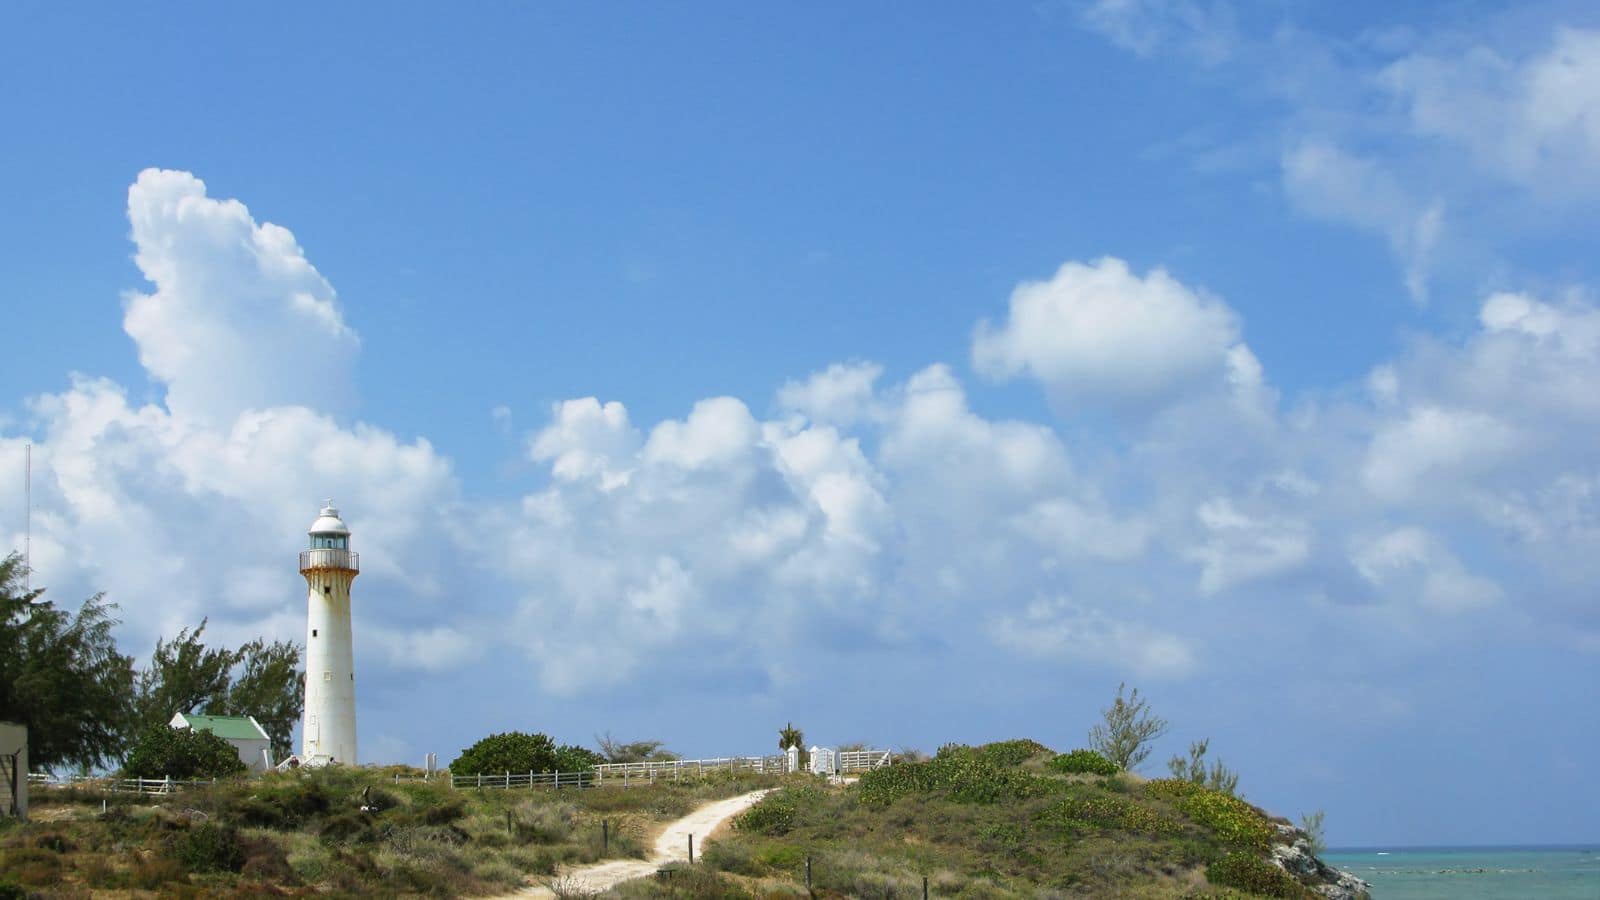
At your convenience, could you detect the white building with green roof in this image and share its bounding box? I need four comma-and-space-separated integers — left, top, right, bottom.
169, 713, 272, 772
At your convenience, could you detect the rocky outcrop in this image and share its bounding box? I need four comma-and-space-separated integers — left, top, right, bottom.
1269, 822, 1371, 900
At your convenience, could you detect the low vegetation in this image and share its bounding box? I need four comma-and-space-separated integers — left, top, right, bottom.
0, 765, 778, 897
691, 738, 1337, 899
1, 668, 1355, 899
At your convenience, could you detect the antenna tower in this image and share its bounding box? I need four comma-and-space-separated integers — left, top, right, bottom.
24, 443, 31, 593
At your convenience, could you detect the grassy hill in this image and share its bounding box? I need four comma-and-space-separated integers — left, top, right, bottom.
0, 742, 1366, 898
653, 740, 1368, 900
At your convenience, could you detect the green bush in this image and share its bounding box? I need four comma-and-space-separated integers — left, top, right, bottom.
1038, 794, 1184, 836
1206, 851, 1310, 897
122, 726, 247, 779
973, 739, 1054, 768
1050, 749, 1119, 776
733, 783, 821, 835
858, 749, 1062, 806
1147, 780, 1275, 851
231, 775, 334, 828
448, 731, 601, 776
173, 822, 247, 872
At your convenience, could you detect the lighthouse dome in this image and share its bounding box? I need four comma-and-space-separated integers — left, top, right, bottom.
309, 502, 350, 536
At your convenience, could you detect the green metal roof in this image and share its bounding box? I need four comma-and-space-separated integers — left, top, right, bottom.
178, 714, 268, 741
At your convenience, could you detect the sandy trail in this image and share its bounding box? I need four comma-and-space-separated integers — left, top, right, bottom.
495, 788, 770, 898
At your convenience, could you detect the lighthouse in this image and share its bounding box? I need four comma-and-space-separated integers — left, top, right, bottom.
299, 501, 359, 765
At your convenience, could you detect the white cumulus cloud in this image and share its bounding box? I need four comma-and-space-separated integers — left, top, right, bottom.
973, 257, 1247, 412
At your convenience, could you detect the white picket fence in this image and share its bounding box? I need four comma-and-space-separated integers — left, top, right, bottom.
27, 773, 222, 795
592, 755, 789, 784
838, 749, 893, 772
27, 746, 894, 798
450, 770, 595, 790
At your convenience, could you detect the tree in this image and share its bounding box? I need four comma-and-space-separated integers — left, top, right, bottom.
595, 732, 679, 763
132, 620, 238, 734
1166, 738, 1240, 795
0, 554, 135, 772
131, 622, 302, 760
778, 722, 808, 767
123, 725, 247, 779
213, 638, 301, 760
450, 732, 601, 775
1300, 810, 1327, 856
1088, 683, 1168, 771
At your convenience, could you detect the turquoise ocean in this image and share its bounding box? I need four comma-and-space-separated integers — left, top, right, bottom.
1322, 846, 1599, 898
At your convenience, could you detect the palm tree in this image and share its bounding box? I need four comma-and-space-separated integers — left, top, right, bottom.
778, 722, 808, 767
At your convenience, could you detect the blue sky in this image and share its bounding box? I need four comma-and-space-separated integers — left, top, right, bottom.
2, 1, 1598, 846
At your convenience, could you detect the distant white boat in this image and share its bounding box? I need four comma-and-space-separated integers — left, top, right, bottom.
1376, 852, 1390, 856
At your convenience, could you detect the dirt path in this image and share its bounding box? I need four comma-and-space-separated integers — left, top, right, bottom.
495, 788, 771, 898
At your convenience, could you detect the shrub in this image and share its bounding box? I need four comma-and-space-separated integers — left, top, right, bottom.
129, 854, 189, 889
857, 749, 1061, 806
1167, 738, 1241, 796
0, 848, 61, 887
231, 775, 333, 828
1147, 780, 1275, 851
173, 822, 247, 872
1050, 749, 1119, 776
630, 864, 757, 899
1300, 810, 1327, 856
703, 838, 762, 875
754, 842, 806, 871
30, 831, 75, 853
1206, 851, 1310, 897
123, 726, 248, 779
239, 832, 297, 883
1088, 683, 1169, 771
1038, 795, 1183, 836
319, 809, 378, 844
449, 731, 601, 776
974, 739, 1054, 768
734, 783, 821, 835
1143, 777, 1201, 802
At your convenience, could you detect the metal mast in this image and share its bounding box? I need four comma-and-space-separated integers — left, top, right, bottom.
23, 443, 29, 593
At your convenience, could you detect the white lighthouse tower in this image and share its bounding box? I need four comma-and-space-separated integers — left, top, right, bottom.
300, 501, 359, 765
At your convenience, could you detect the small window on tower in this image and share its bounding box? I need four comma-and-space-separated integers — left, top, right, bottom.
323, 672, 332, 682
323, 586, 331, 595
312, 629, 318, 638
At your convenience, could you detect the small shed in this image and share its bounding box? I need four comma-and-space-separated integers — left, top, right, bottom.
170, 713, 273, 772
0, 721, 26, 820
